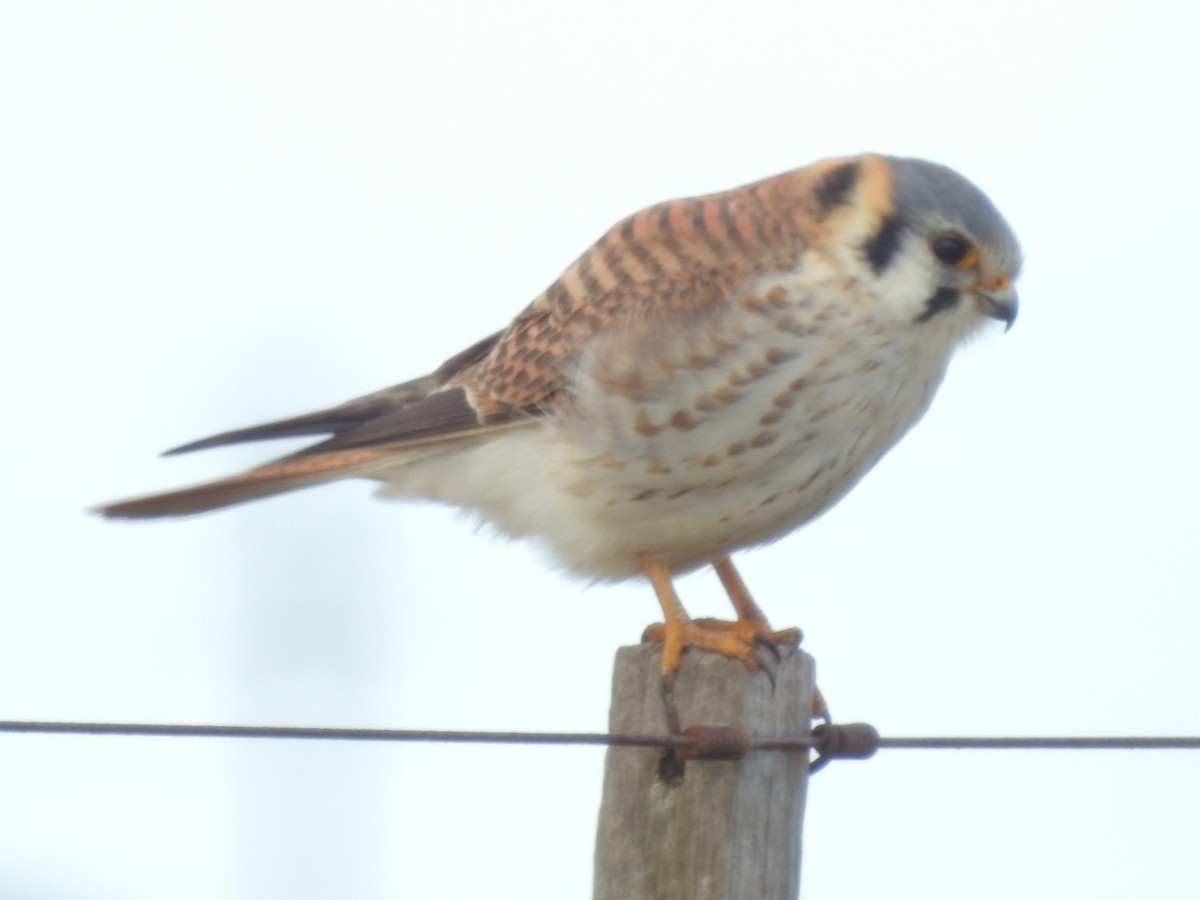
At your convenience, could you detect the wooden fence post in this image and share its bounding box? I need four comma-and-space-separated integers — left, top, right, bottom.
594, 643, 814, 900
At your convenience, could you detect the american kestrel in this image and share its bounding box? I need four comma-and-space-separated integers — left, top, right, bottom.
99, 154, 1021, 682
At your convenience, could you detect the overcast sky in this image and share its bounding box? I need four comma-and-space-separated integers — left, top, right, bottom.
3, 2, 1199, 898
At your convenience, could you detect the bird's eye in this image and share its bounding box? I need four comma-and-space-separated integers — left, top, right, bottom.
930, 234, 977, 268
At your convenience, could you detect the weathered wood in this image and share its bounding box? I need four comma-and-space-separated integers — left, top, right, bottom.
593, 644, 814, 900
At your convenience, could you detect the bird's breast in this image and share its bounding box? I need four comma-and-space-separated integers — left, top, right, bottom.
534, 276, 953, 573
377, 273, 955, 579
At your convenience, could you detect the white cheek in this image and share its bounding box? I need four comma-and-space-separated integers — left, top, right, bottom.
869, 247, 941, 318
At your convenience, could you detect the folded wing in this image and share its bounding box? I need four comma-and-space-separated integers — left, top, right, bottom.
97, 163, 826, 519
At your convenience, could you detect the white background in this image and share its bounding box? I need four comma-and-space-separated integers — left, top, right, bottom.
3, 2, 1199, 898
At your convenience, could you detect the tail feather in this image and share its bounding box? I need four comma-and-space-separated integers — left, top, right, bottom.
94, 448, 395, 519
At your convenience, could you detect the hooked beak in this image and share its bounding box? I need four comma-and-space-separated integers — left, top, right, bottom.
977, 287, 1019, 332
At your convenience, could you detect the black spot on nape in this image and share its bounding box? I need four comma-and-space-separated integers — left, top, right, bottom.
916, 287, 960, 323
864, 214, 904, 273
815, 161, 859, 212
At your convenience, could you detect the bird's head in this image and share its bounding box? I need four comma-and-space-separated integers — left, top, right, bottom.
800, 155, 1022, 338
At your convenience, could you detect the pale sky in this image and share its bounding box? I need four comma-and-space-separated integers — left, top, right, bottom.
2, 2, 1199, 898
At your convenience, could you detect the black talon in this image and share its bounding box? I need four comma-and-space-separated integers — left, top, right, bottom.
659, 676, 682, 736
762, 663, 777, 692
756, 654, 778, 692
753, 633, 783, 662
657, 677, 686, 785
753, 634, 781, 692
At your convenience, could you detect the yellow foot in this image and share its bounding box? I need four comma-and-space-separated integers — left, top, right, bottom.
642, 617, 802, 679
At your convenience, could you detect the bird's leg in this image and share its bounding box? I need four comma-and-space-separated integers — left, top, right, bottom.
714, 556, 827, 718
711, 556, 802, 650
640, 556, 801, 685
639, 557, 693, 687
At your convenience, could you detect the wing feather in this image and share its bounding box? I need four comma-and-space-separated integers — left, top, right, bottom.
166, 331, 505, 455
448, 176, 807, 415
98, 162, 847, 519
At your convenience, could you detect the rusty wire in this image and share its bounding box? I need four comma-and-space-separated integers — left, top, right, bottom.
0, 720, 692, 749
1, 720, 1198, 763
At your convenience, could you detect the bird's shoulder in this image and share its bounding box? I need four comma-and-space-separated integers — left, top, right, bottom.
450, 167, 858, 415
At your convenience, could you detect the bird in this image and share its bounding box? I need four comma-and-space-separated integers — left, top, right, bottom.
97, 153, 1021, 684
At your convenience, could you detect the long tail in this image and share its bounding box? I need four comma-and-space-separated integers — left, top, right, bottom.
94, 447, 398, 519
